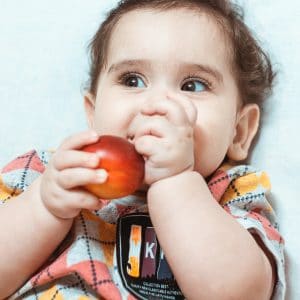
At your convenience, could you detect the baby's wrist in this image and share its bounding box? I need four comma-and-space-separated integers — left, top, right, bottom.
148, 169, 201, 195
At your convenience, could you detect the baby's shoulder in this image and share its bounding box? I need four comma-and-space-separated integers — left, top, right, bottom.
208, 164, 270, 202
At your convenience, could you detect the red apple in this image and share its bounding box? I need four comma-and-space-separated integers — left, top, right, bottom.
81, 135, 144, 199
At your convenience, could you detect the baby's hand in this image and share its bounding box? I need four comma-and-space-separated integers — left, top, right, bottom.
128, 98, 197, 185
40, 130, 108, 219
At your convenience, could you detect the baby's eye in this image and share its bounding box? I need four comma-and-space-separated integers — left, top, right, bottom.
181, 80, 206, 92
122, 74, 146, 88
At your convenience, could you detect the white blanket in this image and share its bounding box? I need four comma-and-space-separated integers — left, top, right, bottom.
0, 1, 298, 298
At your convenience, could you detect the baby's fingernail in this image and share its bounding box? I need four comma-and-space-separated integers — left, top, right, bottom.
96, 169, 107, 182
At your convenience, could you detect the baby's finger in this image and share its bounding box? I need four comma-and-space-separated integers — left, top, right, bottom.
68, 189, 105, 211
135, 135, 162, 160
53, 150, 100, 171
58, 168, 108, 190
171, 97, 198, 125
128, 114, 173, 140
52, 189, 104, 218
59, 130, 99, 151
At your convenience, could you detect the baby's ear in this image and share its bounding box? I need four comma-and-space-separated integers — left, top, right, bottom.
84, 92, 96, 129
227, 104, 260, 161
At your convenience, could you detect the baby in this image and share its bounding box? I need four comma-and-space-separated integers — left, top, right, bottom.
0, 0, 285, 299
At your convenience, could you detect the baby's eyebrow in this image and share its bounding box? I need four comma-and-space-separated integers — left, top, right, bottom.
184, 63, 224, 84
107, 59, 151, 74
107, 59, 223, 84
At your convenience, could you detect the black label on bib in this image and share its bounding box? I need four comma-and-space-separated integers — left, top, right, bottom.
116, 213, 184, 300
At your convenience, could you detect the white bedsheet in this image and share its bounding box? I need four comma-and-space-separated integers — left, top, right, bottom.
0, 1, 299, 298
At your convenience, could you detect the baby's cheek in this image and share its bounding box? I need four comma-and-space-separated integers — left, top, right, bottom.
93, 106, 126, 136
193, 128, 228, 178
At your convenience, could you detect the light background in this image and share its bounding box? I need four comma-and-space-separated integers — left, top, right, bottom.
0, 1, 299, 299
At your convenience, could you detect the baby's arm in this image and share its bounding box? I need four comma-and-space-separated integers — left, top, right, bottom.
148, 173, 274, 300
131, 100, 274, 300
0, 131, 106, 298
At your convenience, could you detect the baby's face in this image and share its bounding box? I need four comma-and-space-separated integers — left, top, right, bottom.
87, 8, 242, 177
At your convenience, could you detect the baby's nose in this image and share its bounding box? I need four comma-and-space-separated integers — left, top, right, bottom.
144, 89, 197, 125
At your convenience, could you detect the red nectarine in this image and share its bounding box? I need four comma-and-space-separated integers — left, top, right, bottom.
82, 135, 144, 199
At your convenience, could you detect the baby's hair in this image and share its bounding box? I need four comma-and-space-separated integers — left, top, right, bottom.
87, 0, 275, 115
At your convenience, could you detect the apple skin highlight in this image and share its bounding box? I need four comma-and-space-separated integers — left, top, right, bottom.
82, 135, 145, 200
